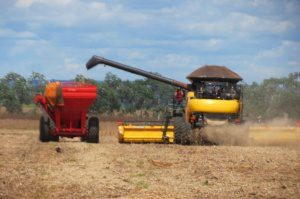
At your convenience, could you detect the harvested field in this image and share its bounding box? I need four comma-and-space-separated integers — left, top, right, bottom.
0, 119, 299, 199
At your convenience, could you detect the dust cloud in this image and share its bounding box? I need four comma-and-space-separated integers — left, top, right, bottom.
190, 124, 251, 146
189, 116, 299, 146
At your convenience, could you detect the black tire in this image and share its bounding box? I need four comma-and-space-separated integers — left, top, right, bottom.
80, 137, 87, 142
49, 119, 59, 142
174, 117, 191, 145
51, 135, 59, 142
87, 117, 99, 143
39, 116, 51, 142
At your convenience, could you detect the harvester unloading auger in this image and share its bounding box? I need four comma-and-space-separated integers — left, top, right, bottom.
86, 55, 300, 145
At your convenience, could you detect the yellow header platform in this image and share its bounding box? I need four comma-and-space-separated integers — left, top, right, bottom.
118, 125, 174, 143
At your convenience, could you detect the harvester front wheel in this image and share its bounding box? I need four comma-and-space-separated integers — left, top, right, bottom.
39, 116, 51, 142
87, 117, 99, 143
174, 117, 191, 145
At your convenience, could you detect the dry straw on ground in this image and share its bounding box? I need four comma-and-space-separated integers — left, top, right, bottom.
0, 118, 299, 199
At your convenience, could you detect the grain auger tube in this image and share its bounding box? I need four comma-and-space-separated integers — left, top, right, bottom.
86, 55, 191, 91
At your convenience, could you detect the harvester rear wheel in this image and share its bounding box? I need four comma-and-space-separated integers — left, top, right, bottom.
39, 116, 51, 142
87, 117, 99, 143
174, 117, 191, 145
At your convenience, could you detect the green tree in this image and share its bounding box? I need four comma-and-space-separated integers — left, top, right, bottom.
144, 77, 174, 117
263, 72, 300, 120
0, 72, 29, 113
118, 80, 136, 114
0, 83, 22, 113
74, 74, 103, 113
27, 72, 48, 104
101, 72, 122, 114
74, 73, 122, 114
27, 72, 48, 94
243, 72, 300, 121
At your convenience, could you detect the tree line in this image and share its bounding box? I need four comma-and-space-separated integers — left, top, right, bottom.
243, 72, 300, 121
0, 71, 299, 121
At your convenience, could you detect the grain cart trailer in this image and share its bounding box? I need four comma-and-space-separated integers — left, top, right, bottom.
35, 82, 99, 143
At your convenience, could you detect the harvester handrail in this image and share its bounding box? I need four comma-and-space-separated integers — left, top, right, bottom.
86, 55, 191, 90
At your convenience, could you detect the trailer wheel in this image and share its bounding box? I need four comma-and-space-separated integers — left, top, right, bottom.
51, 135, 59, 142
49, 119, 59, 142
39, 116, 51, 142
174, 117, 191, 145
80, 137, 87, 142
87, 117, 99, 143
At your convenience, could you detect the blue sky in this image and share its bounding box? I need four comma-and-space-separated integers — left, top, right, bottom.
0, 0, 299, 84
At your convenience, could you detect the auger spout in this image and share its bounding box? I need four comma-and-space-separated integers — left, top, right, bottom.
86, 55, 191, 90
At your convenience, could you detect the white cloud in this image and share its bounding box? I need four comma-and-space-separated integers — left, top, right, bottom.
206, 39, 223, 49
1, 0, 298, 83
285, 1, 300, 13
17, 31, 37, 38
15, 0, 45, 8
15, 0, 72, 8
182, 39, 223, 51
251, 0, 270, 7
147, 54, 199, 70
257, 40, 300, 59
64, 58, 81, 70
127, 51, 146, 60
182, 12, 293, 35
10, 39, 47, 55
14, 0, 148, 28
244, 63, 289, 82
236, 41, 300, 82
231, 12, 293, 33
0, 28, 36, 38
87, 2, 123, 22
288, 61, 299, 66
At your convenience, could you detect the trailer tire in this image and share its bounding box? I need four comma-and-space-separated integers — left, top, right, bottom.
174, 117, 191, 145
49, 120, 59, 142
39, 116, 51, 142
87, 117, 99, 143
51, 135, 59, 142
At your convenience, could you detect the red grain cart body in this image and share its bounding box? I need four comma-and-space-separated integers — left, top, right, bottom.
35, 82, 99, 143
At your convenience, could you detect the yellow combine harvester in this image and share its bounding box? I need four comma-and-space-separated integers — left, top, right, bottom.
86, 55, 300, 145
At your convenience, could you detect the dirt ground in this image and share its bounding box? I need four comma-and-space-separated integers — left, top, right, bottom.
0, 119, 299, 199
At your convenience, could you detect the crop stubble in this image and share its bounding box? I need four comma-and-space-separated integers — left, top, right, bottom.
0, 119, 299, 199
